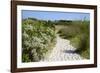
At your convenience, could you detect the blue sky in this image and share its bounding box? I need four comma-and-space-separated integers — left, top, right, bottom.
22, 10, 90, 21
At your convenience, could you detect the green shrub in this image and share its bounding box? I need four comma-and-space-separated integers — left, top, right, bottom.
70, 35, 82, 49
57, 20, 90, 59
22, 18, 56, 62
70, 33, 90, 59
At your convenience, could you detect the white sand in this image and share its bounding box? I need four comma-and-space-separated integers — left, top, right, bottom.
41, 35, 83, 62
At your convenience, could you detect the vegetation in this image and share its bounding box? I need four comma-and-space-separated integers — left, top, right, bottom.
22, 17, 90, 62
56, 20, 90, 59
22, 18, 56, 62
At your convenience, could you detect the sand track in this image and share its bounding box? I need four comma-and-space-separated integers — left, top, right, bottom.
41, 35, 83, 62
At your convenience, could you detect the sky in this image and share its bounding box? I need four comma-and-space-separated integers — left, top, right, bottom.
22, 10, 90, 21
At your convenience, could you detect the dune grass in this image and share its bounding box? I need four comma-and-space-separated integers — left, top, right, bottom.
56, 20, 90, 59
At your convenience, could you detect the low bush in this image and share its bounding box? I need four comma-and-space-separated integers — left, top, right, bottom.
57, 20, 90, 59
22, 18, 56, 62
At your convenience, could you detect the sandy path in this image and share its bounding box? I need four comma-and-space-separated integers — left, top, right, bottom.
41, 35, 83, 62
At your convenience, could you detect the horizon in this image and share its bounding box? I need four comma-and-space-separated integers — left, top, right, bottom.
22, 10, 90, 21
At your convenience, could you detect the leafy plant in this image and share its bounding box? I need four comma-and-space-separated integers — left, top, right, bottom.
22, 18, 56, 62
56, 20, 90, 59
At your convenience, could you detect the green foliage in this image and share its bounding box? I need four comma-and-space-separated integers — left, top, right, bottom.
55, 20, 72, 26
22, 49, 31, 62
22, 18, 56, 62
57, 20, 90, 59
22, 17, 90, 61
70, 34, 90, 59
